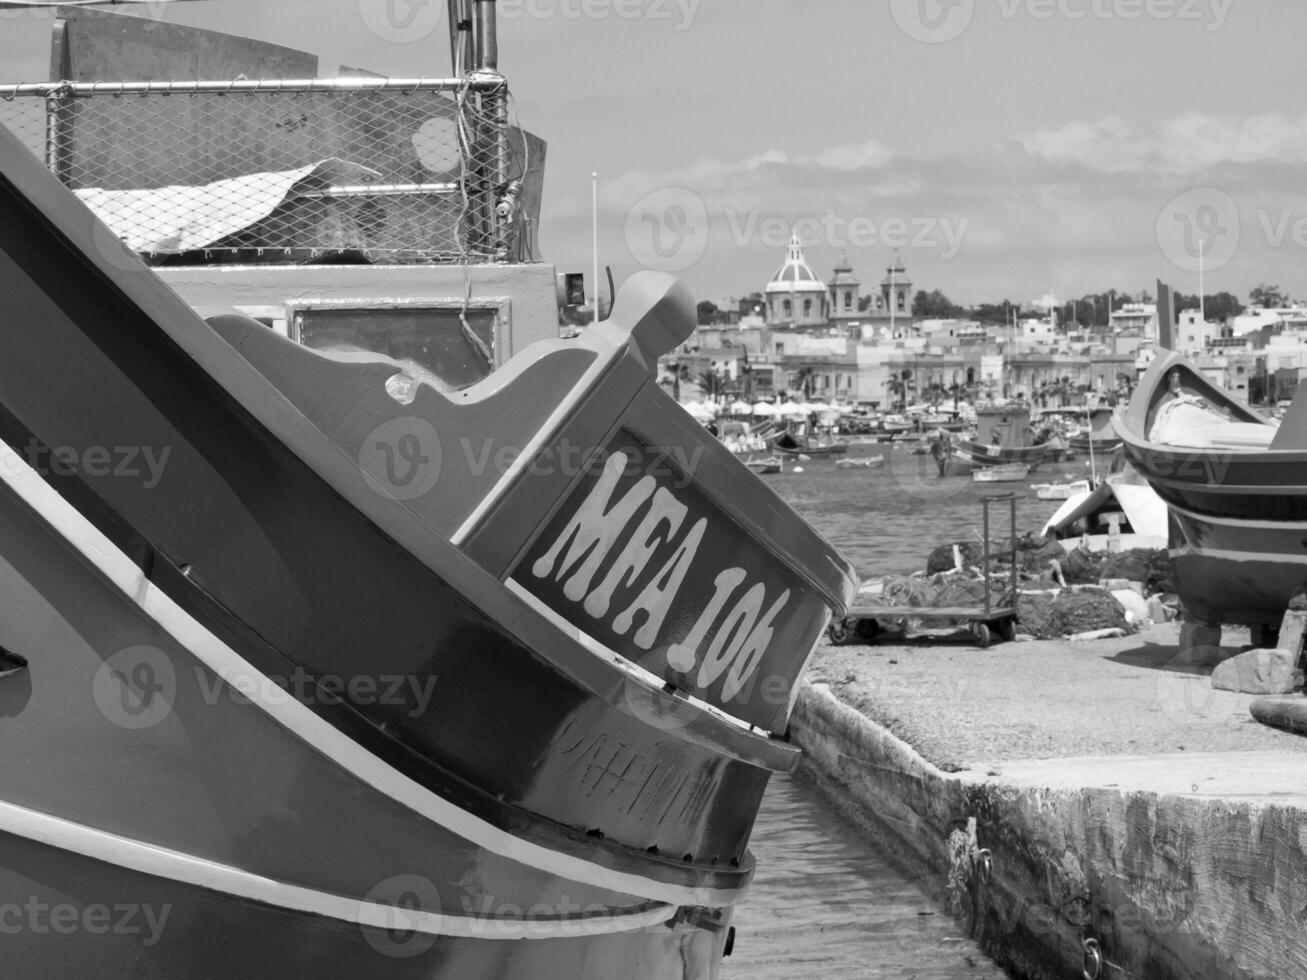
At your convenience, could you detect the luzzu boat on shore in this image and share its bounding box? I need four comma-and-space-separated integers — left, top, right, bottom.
1115, 347, 1305, 628
0, 9, 856, 978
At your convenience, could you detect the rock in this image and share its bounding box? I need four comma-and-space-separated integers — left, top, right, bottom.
1289, 586, 1307, 612
1211, 649, 1304, 695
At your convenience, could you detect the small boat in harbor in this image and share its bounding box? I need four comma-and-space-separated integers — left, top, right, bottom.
1031, 479, 1092, 501
1040, 471, 1168, 553
1069, 406, 1125, 460
771, 426, 849, 458
1116, 346, 1303, 630
0, 9, 857, 978
745, 455, 784, 475
973, 462, 1030, 483
947, 406, 1052, 474
833, 455, 885, 470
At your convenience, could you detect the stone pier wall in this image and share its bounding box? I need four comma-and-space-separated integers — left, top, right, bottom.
790, 680, 1307, 980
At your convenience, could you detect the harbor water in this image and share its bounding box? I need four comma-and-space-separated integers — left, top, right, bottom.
720, 446, 1041, 978
723, 773, 1009, 979
766, 444, 1086, 576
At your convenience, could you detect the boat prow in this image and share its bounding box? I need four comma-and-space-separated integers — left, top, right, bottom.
0, 104, 856, 977
1116, 345, 1307, 628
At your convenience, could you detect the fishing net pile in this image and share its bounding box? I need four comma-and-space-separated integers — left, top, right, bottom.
1056, 546, 1174, 593
1014, 587, 1132, 640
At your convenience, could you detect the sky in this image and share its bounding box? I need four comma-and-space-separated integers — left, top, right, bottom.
3, 0, 1307, 311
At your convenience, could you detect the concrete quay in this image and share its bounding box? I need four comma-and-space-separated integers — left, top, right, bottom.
791, 623, 1307, 980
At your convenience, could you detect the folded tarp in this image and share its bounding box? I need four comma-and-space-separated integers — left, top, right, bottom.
74, 158, 381, 253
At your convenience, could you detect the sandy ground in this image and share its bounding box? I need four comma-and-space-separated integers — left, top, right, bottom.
807, 621, 1307, 771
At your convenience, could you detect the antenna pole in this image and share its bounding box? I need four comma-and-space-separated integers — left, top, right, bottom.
592, 171, 600, 325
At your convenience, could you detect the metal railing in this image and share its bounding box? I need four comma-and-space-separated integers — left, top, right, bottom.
0, 74, 529, 264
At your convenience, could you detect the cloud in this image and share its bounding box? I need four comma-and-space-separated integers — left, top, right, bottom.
1020, 112, 1307, 175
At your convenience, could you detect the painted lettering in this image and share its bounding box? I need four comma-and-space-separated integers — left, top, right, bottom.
531, 452, 655, 601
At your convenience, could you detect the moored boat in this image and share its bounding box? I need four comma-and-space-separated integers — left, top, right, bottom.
943, 406, 1052, 475
1031, 479, 1092, 501
771, 427, 849, 458
0, 10, 857, 978
833, 455, 884, 470
744, 455, 783, 475
1115, 347, 1302, 628
973, 462, 1030, 483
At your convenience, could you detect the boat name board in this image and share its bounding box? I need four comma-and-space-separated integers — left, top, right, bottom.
516, 437, 823, 729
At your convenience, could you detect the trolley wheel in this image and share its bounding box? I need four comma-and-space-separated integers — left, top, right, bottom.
971, 622, 992, 648
996, 617, 1017, 642
856, 618, 881, 641
828, 619, 853, 645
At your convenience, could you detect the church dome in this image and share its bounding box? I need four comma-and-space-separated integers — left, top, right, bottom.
765, 233, 827, 294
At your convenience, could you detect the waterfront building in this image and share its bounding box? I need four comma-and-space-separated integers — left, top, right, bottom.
1110, 302, 1158, 340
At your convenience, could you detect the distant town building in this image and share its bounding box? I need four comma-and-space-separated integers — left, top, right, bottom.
764, 233, 828, 327
826, 251, 861, 330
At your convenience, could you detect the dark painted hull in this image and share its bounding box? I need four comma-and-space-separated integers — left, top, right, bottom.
0, 119, 856, 976
953, 438, 1049, 471
1117, 349, 1307, 626
771, 441, 849, 458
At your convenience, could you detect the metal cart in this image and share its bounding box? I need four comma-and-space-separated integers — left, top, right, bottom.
829, 492, 1021, 648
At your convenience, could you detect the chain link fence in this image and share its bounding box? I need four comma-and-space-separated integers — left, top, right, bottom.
0, 78, 528, 264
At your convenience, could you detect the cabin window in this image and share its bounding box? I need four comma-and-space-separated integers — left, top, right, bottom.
291, 304, 498, 389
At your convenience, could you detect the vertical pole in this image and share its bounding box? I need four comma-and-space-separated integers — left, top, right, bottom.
592, 171, 600, 325
983, 498, 991, 618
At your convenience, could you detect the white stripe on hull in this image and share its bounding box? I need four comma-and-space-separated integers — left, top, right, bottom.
0, 442, 745, 909
0, 800, 674, 939
1168, 500, 1307, 532
1170, 545, 1307, 566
